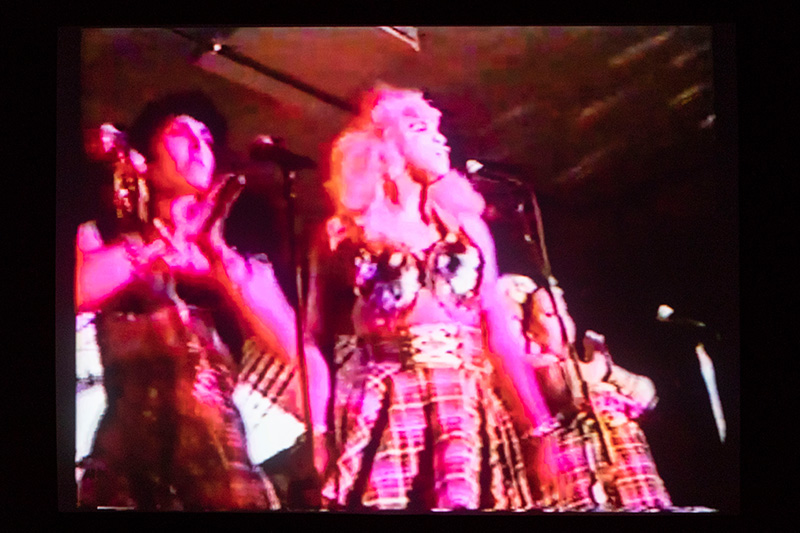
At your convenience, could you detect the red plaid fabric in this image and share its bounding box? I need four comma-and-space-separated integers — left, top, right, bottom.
323, 328, 533, 511
605, 420, 673, 510
238, 337, 303, 421
541, 415, 672, 512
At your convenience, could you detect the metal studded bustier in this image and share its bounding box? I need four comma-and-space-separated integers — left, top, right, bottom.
353, 231, 484, 326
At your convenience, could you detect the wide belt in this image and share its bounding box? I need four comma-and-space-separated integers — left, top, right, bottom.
361, 323, 487, 372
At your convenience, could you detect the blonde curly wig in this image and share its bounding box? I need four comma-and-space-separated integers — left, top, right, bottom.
326, 84, 485, 230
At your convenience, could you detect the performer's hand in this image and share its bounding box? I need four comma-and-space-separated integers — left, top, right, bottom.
149, 227, 209, 275
191, 216, 228, 266
146, 195, 228, 276
578, 351, 609, 385
605, 366, 658, 414
170, 194, 213, 239
122, 233, 165, 269
523, 351, 560, 368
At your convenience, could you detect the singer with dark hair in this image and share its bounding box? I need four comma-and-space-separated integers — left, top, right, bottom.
496, 274, 676, 511
306, 84, 561, 511
74, 90, 328, 510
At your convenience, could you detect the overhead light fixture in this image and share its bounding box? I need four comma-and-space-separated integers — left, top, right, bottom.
608, 28, 675, 67
175, 27, 233, 60
379, 26, 420, 52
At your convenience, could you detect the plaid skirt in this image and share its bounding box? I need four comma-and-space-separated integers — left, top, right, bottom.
323, 324, 534, 511
541, 413, 673, 512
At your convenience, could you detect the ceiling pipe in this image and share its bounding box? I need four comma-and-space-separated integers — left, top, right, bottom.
170, 28, 358, 115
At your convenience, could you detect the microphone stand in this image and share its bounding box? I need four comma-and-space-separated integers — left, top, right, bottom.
543, 286, 616, 509
466, 166, 550, 288
279, 163, 320, 508
695, 341, 726, 444
657, 311, 727, 444
516, 180, 553, 286
496, 170, 616, 507
469, 162, 615, 506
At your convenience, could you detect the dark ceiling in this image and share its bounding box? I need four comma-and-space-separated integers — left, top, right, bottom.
69, 26, 738, 510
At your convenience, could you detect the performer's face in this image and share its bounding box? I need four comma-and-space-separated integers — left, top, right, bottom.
149, 114, 216, 195
529, 286, 576, 355
397, 111, 451, 179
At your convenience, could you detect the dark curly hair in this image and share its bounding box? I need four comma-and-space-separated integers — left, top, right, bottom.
127, 90, 228, 161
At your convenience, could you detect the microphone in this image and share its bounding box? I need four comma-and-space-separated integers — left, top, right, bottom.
465, 159, 525, 187
249, 135, 316, 170
656, 304, 707, 328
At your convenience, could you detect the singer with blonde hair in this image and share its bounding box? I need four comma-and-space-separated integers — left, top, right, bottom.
307, 84, 560, 511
